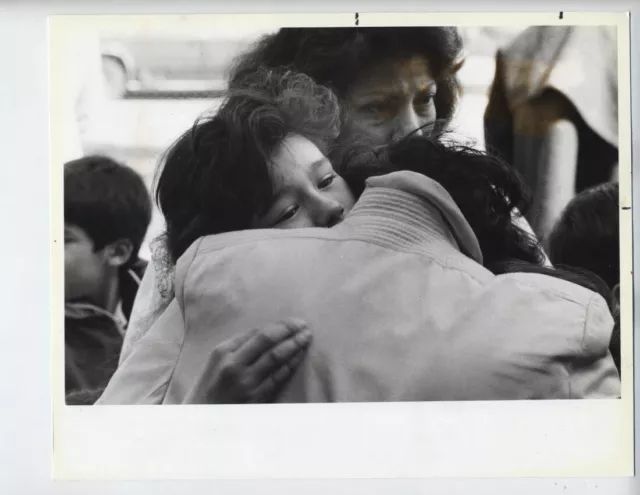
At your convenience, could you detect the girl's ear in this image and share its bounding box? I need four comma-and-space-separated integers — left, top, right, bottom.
103, 239, 134, 268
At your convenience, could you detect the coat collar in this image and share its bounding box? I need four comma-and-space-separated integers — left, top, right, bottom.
341, 171, 484, 264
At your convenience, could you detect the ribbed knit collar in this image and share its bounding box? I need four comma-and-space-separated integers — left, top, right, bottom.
340, 171, 484, 264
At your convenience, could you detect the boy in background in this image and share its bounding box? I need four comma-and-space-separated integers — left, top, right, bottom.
64, 155, 151, 404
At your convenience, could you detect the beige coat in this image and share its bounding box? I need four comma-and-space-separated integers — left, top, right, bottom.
99, 171, 620, 404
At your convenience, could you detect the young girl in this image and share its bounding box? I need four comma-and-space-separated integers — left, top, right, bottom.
103, 68, 355, 404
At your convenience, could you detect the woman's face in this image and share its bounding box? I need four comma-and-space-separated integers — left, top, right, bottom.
254, 134, 356, 229
345, 55, 438, 145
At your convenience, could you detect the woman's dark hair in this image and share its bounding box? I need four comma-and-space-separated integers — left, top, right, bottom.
336, 131, 614, 307
337, 130, 543, 269
154, 68, 342, 263
229, 27, 464, 127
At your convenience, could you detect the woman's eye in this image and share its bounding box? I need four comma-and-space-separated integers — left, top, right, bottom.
318, 173, 336, 189
276, 205, 299, 224
362, 102, 389, 115
414, 93, 435, 111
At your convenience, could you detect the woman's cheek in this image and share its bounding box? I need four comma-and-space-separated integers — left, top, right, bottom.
359, 119, 390, 145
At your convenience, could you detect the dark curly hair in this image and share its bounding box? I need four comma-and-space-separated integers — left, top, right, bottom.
335, 131, 543, 271
229, 27, 464, 127
336, 131, 614, 308
154, 68, 342, 264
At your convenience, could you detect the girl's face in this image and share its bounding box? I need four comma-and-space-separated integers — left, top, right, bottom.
345, 55, 438, 145
254, 134, 355, 229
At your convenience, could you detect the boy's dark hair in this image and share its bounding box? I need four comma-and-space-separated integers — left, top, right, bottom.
155, 68, 342, 263
547, 182, 620, 290
229, 27, 464, 128
338, 131, 614, 306
64, 155, 152, 262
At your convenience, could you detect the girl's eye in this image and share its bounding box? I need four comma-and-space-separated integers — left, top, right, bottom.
276, 205, 299, 224
318, 173, 336, 189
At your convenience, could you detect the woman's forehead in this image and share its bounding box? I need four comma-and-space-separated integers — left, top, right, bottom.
348, 55, 436, 97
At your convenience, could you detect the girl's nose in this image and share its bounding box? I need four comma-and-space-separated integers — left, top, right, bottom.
313, 195, 345, 227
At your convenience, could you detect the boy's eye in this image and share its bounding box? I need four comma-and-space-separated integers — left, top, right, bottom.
318, 173, 336, 189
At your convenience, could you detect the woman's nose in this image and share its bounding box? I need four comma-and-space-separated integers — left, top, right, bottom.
393, 107, 423, 140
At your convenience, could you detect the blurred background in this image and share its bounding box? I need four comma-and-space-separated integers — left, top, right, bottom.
75, 24, 528, 260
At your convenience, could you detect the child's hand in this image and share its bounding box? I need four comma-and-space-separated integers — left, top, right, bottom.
185, 318, 312, 404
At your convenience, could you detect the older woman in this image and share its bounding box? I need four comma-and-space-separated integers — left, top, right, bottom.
229, 27, 464, 143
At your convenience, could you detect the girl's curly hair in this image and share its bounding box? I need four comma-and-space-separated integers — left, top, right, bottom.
229, 27, 465, 127
154, 67, 343, 264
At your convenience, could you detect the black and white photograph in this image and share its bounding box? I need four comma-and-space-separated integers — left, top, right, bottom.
50, 12, 633, 480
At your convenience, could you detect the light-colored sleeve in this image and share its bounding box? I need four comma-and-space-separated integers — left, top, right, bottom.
120, 260, 161, 365
511, 91, 579, 241
98, 299, 184, 405
569, 293, 621, 398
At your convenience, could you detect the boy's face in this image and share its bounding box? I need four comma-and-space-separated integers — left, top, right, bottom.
64, 223, 108, 303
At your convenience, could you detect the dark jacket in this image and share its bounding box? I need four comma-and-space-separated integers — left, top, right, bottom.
65, 259, 147, 405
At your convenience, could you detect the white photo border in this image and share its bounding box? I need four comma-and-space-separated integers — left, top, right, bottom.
49, 11, 634, 481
